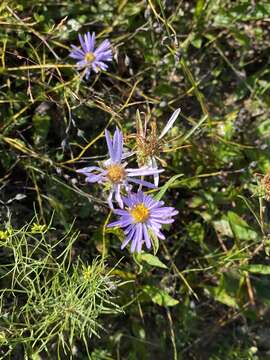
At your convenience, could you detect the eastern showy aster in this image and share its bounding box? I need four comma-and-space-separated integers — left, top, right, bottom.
77, 128, 163, 209
69, 32, 112, 80
108, 191, 178, 253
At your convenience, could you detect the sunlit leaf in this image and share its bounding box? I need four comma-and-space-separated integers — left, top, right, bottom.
142, 285, 179, 307
138, 253, 168, 269
227, 211, 258, 241
242, 264, 270, 275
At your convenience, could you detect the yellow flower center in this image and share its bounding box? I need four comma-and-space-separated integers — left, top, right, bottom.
107, 164, 125, 183
84, 52, 96, 63
130, 203, 150, 223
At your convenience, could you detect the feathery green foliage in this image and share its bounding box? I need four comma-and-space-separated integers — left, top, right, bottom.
0, 220, 121, 358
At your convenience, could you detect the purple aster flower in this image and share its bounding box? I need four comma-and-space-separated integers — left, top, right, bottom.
69, 32, 112, 80
77, 128, 163, 209
108, 191, 178, 253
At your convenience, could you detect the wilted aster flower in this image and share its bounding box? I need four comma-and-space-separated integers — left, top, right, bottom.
77, 128, 163, 209
261, 170, 270, 201
108, 191, 178, 253
69, 32, 112, 79
135, 108, 181, 186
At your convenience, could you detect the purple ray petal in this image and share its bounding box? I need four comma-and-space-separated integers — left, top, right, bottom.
115, 184, 123, 208
77, 166, 103, 174
126, 167, 163, 177
127, 177, 156, 188
105, 129, 114, 160
94, 39, 111, 54
151, 157, 160, 187
130, 225, 140, 253
159, 108, 181, 140
121, 226, 136, 250
78, 34, 88, 53
143, 224, 151, 249
114, 209, 128, 216
112, 127, 123, 163
150, 217, 175, 224
107, 190, 114, 210
85, 173, 104, 183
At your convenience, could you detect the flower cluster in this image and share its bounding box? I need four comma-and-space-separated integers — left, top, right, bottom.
77, 127, 162, 209
72, 31, 179, 253
77, 124, 179, 253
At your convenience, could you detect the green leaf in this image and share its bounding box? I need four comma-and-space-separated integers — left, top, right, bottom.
194, 0, 205, 18
139, 253, 168, 269
191, 37, 202, 49
213, 219, 234, 238
227, 211, 258, 241
33, 112, 50, 146
253, 278, 270, 307
187, 196, 204, 208
206, 285, 238, 308
242, 264, 270, 275
132, 252, 143, 274
106, 227, 125, 242
148, 227, 159, 255
142, 285, 179, 307
187, 222, 205, 243
154, 174, 184, 201
206, 272, 240, 308
214, 3, 270, 27
231, 29, 250, 47
30, 354, 42, 360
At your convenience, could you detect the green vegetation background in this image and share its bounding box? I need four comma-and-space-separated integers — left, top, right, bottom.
0, 0, 270, 359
